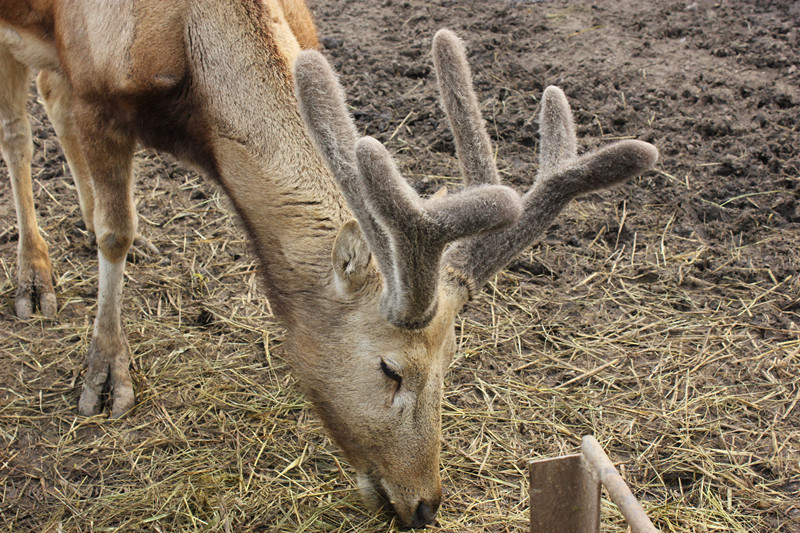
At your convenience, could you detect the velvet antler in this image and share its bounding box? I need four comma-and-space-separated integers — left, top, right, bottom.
433, 29, 659, 292
294, 51, 522, 329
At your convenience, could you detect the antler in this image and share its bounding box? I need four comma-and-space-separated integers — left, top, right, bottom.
294, 51, 522, 329
434, 29, 659, 292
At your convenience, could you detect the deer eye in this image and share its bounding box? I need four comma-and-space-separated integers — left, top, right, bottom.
380, 359, 402, 385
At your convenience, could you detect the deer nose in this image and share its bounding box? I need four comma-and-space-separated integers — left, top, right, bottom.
408, 499, 439, 529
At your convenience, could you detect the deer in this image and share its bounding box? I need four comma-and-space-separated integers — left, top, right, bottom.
0, 0, 658, 528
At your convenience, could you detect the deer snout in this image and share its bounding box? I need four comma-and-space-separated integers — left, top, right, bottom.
391, 485, 441, 530
359, 471, 441, 529
406, 498, 440, 529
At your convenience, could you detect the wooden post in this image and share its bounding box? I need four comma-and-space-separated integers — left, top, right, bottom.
529, 436, 660, 533
529, 454, 600, 533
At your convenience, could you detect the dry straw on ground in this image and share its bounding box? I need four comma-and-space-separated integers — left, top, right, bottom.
2, 144, 797, 532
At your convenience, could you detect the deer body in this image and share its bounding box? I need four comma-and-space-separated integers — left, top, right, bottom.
1, 0, 657, 528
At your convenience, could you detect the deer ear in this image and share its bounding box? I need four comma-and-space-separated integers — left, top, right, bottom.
332, 220, 374, 295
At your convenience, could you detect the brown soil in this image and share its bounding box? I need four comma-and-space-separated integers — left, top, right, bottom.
1, 1, 798, 532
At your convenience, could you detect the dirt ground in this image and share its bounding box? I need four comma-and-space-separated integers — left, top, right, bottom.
1, 0, 798, 531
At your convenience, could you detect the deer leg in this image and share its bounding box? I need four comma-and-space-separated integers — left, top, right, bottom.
36, 69, 96, 236
0, 44, 57, 319
37, 70, 160, 258
73, 103, 137, 418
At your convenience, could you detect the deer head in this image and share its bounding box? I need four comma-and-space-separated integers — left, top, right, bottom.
291, 30, 658, 528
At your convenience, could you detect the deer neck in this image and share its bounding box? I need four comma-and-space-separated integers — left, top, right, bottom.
185, 0, 351, 320
210, 133, 349, 317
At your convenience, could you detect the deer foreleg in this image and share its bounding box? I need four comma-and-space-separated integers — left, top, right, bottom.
74, 103, 137, 418
37, 69, 96, 236
37, 70, 160, 259
0, 44, 57, 319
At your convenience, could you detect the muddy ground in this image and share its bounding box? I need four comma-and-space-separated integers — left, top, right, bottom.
1, 1, 798, 531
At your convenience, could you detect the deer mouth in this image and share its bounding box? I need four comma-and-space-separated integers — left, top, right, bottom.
356, 469, 392, 512
356, 469, 439, 529
357, 470, 414, 526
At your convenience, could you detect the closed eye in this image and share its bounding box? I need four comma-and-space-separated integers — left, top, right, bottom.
380, 359, 402, 384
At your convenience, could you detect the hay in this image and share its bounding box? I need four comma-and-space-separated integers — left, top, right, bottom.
3, 142, 797, 532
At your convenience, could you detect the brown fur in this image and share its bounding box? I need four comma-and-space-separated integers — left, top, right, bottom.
274, 0, 320, 50
0, 0, 55, 38
129, 0, 188, 89
0, 6, 657, 529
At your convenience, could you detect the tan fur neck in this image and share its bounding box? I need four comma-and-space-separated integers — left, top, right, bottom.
186, 0, 351, 318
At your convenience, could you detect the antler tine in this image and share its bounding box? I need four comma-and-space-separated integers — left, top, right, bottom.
539, 86, 578, 177
293, 50, 394, 284
433, 29, 499, 187
355, 137, 521, 329
294, 51, 358, 188
444, 84, 658, 291
534, 86, 658, 197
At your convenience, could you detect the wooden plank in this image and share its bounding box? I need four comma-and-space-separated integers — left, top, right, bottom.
529, 453, 600, 533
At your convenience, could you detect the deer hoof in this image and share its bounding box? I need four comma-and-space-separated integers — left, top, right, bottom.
111, 388, 136, 419
78, 385, 103, 416
15, 297, 32, 320
79, 347, 109, 416
15, 268, 57, 319
79, 337, 136, 418
78, 366, 136, 418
